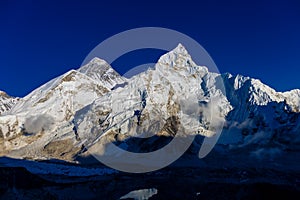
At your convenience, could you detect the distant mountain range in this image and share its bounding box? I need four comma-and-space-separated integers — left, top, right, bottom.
0, 44, 299, 169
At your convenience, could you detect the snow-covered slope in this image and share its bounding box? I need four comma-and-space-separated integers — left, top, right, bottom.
9, 70, 109, 117
0, 91, 19, 115
219, 73, 300, 148
74, 45, 300, 161
0, 44, 299, 163
0, 59, 122, 158
74, 44, 232, 157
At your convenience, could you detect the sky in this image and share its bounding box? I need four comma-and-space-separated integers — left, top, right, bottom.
0, 0, 299, 97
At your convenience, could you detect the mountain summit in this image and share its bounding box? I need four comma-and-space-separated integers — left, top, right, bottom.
78, 57, 125, 89
0, 91, 19, 115
0, 44, 299, 165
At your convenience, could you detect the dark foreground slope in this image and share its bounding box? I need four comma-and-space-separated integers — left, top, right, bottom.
0, 151, 299, 200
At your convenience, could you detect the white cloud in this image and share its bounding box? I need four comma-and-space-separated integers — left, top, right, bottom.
24, 114, 55, 134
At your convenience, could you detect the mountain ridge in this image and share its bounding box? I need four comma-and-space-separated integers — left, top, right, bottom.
0, 44, 299, 164
0, 91, 19, 115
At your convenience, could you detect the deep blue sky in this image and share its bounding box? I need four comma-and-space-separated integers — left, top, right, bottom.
0, 0, 299, 97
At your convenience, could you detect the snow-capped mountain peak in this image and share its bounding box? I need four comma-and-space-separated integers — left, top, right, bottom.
158, 43, 193, 66
171, 43, 189, 55
0, 91, 19, 115
0, 91, 8, 97
79, 57, 109, 73
78, 57, 125, 89
0, 43, 299, 164
156, 44, 208, 78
